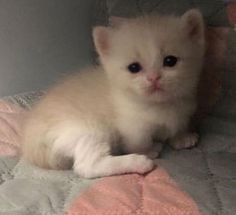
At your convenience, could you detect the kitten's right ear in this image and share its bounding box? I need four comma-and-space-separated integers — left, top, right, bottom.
181, 9, 205, 42
93, 26, 111, 57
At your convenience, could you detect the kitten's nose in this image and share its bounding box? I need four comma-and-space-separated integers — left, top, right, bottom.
147, 73, 161, 82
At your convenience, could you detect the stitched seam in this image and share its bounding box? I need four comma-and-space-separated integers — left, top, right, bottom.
133, 177, 144, 215
0, 158, 17, 184
0, 116, 18, 136
201, 150, 223, 215
0, 109, 21, 114
61, 176, 77, 215
8, 159, 72, 215
0, 139, 19, 149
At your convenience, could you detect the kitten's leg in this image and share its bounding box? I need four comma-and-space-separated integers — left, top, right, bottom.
72, 135, 154, 178
169, 132, 199, 150
146, 142, 163, 159
122, 133, 162, 159
74, 154, 154, 179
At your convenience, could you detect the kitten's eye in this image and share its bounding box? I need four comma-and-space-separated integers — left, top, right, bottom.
163, 56, 178, 67
127, 62, 142, 73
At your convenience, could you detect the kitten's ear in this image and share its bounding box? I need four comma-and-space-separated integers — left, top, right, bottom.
181, 9, 205, 42
109, 16, 127, 27
93, 26, 111, 57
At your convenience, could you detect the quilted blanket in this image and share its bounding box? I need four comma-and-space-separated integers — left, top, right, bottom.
0, 33, 236, 215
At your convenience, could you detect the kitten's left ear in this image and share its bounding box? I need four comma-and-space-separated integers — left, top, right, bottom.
181, 9, 205, 42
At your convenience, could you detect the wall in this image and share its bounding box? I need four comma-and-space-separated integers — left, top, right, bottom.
0, 0, 94, 96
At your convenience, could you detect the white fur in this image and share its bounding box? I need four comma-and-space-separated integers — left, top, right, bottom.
22, 10, 205, 178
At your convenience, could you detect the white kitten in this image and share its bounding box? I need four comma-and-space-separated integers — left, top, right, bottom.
22, 9, 205, 178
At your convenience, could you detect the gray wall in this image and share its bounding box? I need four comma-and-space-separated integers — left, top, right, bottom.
0, 0, 94, 96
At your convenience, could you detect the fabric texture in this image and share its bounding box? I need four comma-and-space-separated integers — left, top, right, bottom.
0, 91, 44, 156
0, 101, 25, 157
67, 168, 200, 215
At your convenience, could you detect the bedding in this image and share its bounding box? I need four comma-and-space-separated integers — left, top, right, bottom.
0, 1, 236, 215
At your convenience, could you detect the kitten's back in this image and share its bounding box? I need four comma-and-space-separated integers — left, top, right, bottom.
38, 66, 113, 121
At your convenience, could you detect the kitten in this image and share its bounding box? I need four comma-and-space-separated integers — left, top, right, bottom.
22, 9, 205, 179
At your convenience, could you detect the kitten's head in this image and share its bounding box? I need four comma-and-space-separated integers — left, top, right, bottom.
93, 9, 205, 103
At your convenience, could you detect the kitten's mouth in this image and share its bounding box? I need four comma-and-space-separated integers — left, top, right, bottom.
147, 84, 163, 94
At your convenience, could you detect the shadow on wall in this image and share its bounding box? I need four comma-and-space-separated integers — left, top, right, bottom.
0, 0, 94, 97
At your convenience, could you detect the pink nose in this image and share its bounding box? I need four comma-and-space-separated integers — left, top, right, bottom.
147, 73, 161, 82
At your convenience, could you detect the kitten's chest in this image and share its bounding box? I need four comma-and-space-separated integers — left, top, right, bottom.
116, 105, 186, 141
152, 110, 181, 140
142, 107, 183, 139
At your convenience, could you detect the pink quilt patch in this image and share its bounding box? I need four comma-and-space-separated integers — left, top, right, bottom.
67, 168, 201, 215
0, 100, 26, 156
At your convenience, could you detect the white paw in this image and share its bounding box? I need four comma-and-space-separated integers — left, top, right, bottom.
171, 133, 199, 150
129, 154, 155, 174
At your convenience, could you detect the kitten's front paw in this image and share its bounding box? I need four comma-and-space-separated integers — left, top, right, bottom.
129, 154, 155, 174
170, 133, 199, 150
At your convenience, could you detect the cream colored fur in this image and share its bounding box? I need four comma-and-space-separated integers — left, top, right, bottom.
22, 9, 205, 178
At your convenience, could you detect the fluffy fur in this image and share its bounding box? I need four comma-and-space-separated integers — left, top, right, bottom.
22, 9, 205, 178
